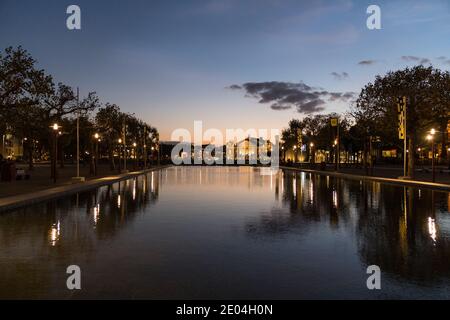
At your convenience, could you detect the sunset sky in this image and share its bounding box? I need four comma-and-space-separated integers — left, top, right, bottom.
1, 0, 450, 140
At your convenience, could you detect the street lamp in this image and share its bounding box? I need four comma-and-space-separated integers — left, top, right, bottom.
50, 123, 61, 183
292, 145, 298, 164
118, 138, 123, 173
149, 145, 154, 166
427, 133, 435, 182
133, 142, 137, 170
93, 133, 100, 176
309, 142, 314, 164
333, 139, 338, 171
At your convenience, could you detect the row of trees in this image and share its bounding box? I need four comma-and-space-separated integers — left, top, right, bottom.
281, 113, 356, 164
282, 66, 450, 177
0, 46, 159, 176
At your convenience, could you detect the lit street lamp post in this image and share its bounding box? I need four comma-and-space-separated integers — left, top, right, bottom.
50, 123, 60, 183
309, 142, 314, 165
76, 87, 80, 178
93, 133, 100, 176
133, 142, 137, 170
427, 129, 436, 182
333, 139, 338, 171
151, 146, 155, 166
118, 138, 122, 173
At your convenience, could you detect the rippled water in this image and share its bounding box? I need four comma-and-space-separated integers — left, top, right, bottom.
1, 166, 450, 299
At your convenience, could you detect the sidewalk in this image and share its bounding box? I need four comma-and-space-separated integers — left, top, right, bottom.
281, 165, 450, 191
0, 163, 163, 198
0, 164, 170, 212
336, 165, 450, 184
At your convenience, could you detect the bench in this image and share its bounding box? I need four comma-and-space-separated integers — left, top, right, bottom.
16, 169, 30, 180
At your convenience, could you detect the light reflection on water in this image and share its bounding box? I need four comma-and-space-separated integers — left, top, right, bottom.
0, 166, 450, 299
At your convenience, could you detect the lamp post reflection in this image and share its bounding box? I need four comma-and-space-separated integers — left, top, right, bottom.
49, 221, 60, 246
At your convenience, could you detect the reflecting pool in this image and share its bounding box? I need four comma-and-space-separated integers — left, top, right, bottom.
1, 166, 450, 299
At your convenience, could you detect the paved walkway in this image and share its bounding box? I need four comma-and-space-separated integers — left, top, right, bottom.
0, 163, 163, 198
0, 164, 170, 212
281, 165, 450, 191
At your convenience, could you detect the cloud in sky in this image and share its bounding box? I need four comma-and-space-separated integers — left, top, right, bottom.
358, 60, 377, 66
228, 81, 354, 114
330, 72, 349, 80
437, 56, 450, 65
401, 56, 430, 64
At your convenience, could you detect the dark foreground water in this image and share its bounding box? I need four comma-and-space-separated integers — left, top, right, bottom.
1, 166, 450, 299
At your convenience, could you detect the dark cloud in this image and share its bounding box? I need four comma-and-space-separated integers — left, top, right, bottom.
330, 72, 349, 80
226, 84, 242, 90
270, 104, 293, 111
299, 99, 326, 113
342, 92, 355, 99
358, 60, 377, 66
229, 81, 354, 114
328, 92, 343, 101
401, 56, 430, 64
436, 56, 450, 65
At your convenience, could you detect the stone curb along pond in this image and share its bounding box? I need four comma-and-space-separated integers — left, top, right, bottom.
0, 165, 172, 213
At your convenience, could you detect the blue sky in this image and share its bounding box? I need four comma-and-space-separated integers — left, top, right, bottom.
1, 0, 450, 139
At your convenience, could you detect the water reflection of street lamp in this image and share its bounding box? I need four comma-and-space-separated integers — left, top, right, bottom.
49, 221, 60, 246
427, 133, 435, 182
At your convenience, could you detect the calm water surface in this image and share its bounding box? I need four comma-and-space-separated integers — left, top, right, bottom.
1, 166, 450, 299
